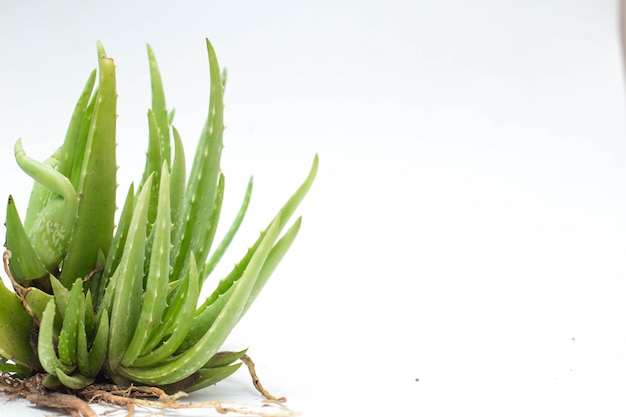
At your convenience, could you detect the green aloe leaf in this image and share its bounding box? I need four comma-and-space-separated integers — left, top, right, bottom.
13, 139, 78, 271
180, 216, 302, 352
121, 164, 171, 366
84, 289, 94, 340
57, 278, 83, 366
107, 175, 152, 370
23, 286, 53, 323
60, 42, 117, 288
137, 44, 172, 228
197, 172, 225, 282
185, 363, 242, 393
22, 157, 56, 235
97, 183, 135, 306
69, 87, 98, 188
38, 299, 73, 376
50, 275, 69, 319
56, 368, 94, 390
147, 44, 171, 166
77, 303, 108, 378
42, 374, 62, 389
204, 349, 247, 368
77, 297, 90, 376
202, 155, 318, 310
88, 309, 109, 377
0, 278, 39, 370
20, 116, 87, 241
182, 157, 316, 351
131, 254, 198, 368
118, 216, 281, 385
55, 69, 97, 180
201, 176, 253, 281
243, 216, 302, 314
5, 196, 48, 280
0, 357, 31, 378
171, 39, 224, 281
139, 277, 186, 355
177, 285, 232, 353
146, 109, 163, 202
169, 127, 186, 233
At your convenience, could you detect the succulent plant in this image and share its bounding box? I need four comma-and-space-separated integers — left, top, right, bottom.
0, 39, 317, 393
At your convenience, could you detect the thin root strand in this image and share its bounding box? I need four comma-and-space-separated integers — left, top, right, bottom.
0, 371, 298, 417
241, 354, 287, 403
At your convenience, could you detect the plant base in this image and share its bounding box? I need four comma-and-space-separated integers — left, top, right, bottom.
0, 355, 295, 417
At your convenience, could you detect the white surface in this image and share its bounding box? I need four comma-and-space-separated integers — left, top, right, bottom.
1, 1, 626, 416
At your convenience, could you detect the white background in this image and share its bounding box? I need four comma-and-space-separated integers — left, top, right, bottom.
1, 1, 626, 416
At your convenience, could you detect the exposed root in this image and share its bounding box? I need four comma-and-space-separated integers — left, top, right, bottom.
2, 251, 48, 323
241, 354, 286, 403
27, 392, 98, 417
3, 251, 29, 304
82, 266, 104, 284
0, 372, 298, 417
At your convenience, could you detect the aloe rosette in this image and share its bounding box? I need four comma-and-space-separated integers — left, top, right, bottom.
0, 39, 316, 392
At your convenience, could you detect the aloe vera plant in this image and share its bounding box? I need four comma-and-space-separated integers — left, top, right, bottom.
0, 39, 316, 393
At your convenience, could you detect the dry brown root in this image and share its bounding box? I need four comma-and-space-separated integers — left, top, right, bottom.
26, 392, 98, 417
0, 360, 297, 417
241, 354, 286, 403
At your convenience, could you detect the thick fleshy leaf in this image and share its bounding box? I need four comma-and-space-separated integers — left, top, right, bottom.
23, 286, 53, 323
243, 216, 302, 315
179, 286, 233, 352
60, 43, 117, 288
180, 217, 302, 352
185, 363, 242, 393
202, 155, 317, 310
78, 305, 108, 378
183, 158, 316, 351
147, 44, 171, 166
89, 309, 109, 376
201, 172, 225, 274
204, 349, 247, 369
5, 196, 48, 280
38, 300, 64, 375
69, 87, 98, 188
202, 176, 253, 281
0, 357, 31, 377
0, 278, 39, 370
77, 297, 90, 376
137, 110, 162, 215
137, 45, 172, 229
56, 369, 94, 390
97, 183, 135, 306
121, 165, 171, 366
50, 276, 69, 319
140, 274, 188, 355
169, 127, 186, 234
22, 154, 57, 234
131, 254, 198, 368
118, 217, 280, 385
42, 374, 62, 390
57, 278, 83, 366
14, 68, 96, 258
56, 69, 97, 180
171, 39, 224, 281
84, 289, 94, 340
13, 139, 78, 271
107, 175, 152, 370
